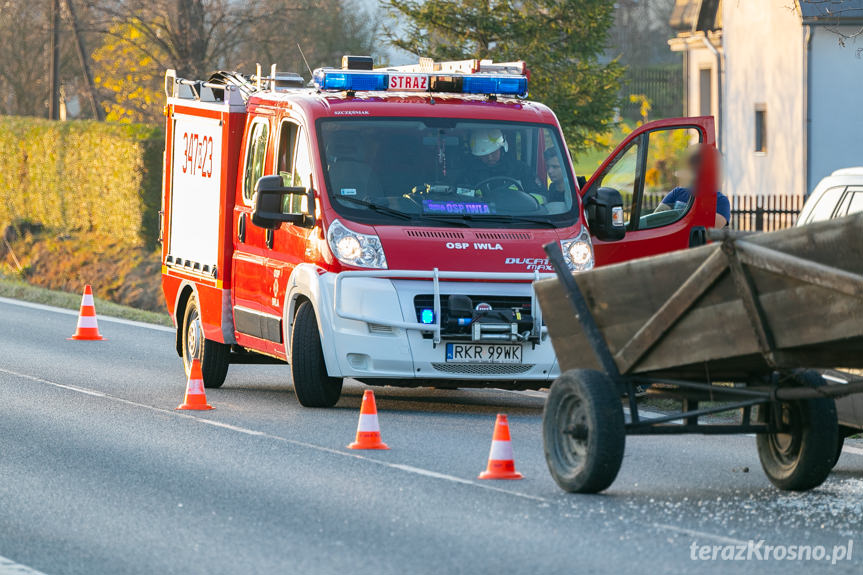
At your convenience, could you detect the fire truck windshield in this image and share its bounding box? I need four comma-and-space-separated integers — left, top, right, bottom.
317, 118, 579, 228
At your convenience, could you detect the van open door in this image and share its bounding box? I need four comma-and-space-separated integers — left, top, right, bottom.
580, 116, 717, 266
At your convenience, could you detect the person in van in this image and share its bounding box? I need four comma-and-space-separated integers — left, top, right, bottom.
467, 128, 539, 193
654, 146, 730, 228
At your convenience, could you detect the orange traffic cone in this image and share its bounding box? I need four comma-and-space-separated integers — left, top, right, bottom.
68, 285, 105, 341
478, 414, 523, 480
348, 390, 389, 449
176, 359, 214, 410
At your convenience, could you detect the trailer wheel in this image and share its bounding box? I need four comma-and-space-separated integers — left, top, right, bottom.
833, 434, 845, 469
543, 369, 625, 493
290, 301, 342, 407
182, 296, 230, 388
756, 370, 838, 491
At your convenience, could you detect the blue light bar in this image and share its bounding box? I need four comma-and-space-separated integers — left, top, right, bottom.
313, 70, 389, 92
461, 75, 528, 97
420, 309, 434, 324
312, 68, 528, 97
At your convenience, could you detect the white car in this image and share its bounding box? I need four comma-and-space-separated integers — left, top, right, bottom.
796, 167, 863, 466
797, 167, 863, 225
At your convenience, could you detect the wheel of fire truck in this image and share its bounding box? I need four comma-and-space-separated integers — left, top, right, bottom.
756, 370, 838, 491
181, 295, 230, 389
290, 301, 343, 407
543, 369, 626, 494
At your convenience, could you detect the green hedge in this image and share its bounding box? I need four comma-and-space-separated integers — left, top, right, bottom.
0, 116, 163, 247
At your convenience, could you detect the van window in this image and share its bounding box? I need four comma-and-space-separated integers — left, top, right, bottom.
243, 121, 269, 203
287, 126, 312, 215
276, 121, 299, 186
805, 185, 845, 223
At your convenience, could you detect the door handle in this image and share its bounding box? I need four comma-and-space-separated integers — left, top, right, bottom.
238, 213, 246, 243
689, 226, 707, 247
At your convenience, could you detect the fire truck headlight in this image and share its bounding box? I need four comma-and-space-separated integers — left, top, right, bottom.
560, 226, 594, 272
327, 219, 388, 269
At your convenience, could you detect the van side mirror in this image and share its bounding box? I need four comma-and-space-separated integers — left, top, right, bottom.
585, 186, 626, 242
251, 175, 315, 229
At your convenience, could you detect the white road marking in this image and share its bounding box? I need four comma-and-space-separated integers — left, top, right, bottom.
0, 297, 174, 333
0, 555, 49, 575
0, 367, 551, 504
3, 366, 776, 545
843, 444, 863, 456
652, 523, 748, 546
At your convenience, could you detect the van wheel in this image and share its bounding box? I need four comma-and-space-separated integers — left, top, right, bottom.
182, 295, 230, 388
291, 301, 342, 407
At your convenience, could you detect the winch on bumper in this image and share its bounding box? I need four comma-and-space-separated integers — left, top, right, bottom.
318, 268, 560, 386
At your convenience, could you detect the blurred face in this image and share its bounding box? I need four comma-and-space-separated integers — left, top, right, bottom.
546, 156, 562, 182
479, 148, 502, 166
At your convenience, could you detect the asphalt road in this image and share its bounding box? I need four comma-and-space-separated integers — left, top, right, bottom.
0, 297, 861, 575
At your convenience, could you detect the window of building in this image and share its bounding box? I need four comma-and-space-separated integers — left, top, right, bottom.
699, 68, 712, 117
754, 105, 767, 154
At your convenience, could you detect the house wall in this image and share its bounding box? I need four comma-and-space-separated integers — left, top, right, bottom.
808, 27, 863, 193
722, 1, 805, 196
683, 45, 721, 123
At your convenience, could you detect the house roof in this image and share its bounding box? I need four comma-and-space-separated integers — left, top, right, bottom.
669, 0, 721, 32
798, 0, 863, 22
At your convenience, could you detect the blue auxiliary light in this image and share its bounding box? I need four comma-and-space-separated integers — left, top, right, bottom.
314, 70, 389, 92
461, 75, 528, 97
420, 309, 435, 324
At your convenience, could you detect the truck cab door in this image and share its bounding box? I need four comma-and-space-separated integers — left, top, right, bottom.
581, 117, 717, 266
256, 118, 317, 356
232, 116, 272, 345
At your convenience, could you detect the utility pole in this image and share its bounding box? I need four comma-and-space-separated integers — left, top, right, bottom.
62, 0, 103, 120
48, 0, 61, 120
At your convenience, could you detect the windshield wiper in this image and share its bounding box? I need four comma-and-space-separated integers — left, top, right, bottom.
336, 196, 412, 220
336, 196, 471, 227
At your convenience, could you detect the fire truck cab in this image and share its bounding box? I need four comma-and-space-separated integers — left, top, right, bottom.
160, 57, 717, 407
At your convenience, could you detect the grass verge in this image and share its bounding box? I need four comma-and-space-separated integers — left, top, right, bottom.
0, 277, 172, 327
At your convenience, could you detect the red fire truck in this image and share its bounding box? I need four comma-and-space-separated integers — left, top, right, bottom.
160, 57, 717, 406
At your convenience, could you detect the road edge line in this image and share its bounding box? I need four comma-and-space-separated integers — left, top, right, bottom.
0, 296, 174, 333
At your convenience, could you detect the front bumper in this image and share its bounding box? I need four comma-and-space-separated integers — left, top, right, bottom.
317, 269, 560, 385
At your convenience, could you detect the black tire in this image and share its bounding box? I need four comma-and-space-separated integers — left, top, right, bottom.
756, 370, 838, 491
290, 301, 342, 407
833, 433, 845, 469
543, 369, 626, 493
182, 295, 230, 388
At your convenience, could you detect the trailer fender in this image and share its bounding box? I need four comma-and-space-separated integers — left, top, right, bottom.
284, 264, 342, 377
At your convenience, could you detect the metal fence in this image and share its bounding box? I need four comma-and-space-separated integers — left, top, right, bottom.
620, 193, 805, 232
619, 66, 684, 121
729, 195, 805, 232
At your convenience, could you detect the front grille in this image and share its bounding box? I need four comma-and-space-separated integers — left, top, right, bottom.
405, 229, 466, 239
473, 231, 532, 240
431, 363, 535, 375
413, 294, 531, 323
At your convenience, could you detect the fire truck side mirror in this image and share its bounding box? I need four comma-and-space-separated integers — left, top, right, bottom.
251, 175, 315, 229
585, 187, 626, 242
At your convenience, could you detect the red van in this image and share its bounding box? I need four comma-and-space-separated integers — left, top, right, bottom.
160, 57, 717, 406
